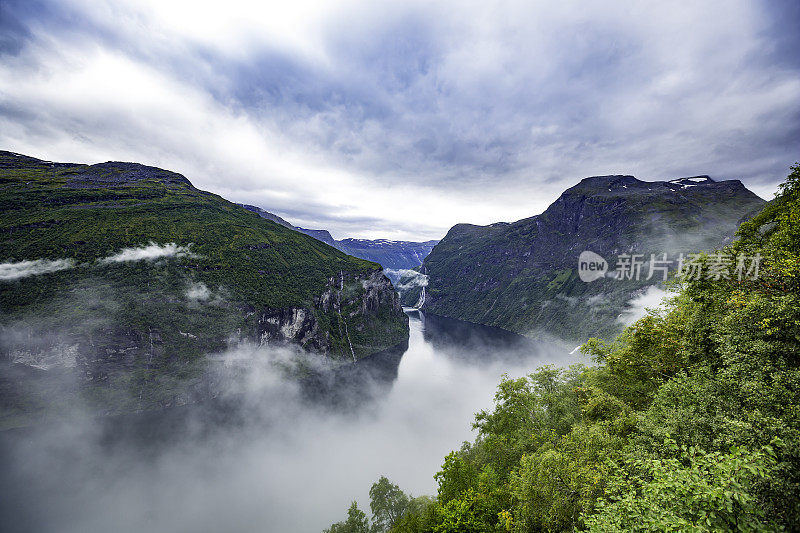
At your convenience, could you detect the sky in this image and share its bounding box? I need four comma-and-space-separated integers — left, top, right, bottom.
1, 0, 798, 240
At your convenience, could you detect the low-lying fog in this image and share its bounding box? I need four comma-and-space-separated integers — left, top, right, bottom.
1, 311, 584, 533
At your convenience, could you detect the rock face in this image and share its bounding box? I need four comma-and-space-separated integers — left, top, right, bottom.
257, 270, 405, 359
419, 175, 766, 341
239, 204, 437, 270
63, 161, 195, 189
298, 228, 339, 248
0, 150, 409, 421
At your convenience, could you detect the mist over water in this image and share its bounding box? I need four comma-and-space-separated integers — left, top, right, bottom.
1, 311, 582, 533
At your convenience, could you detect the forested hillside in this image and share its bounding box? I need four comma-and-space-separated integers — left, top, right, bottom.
326, 164, 800, 532
0, 151, 408, 425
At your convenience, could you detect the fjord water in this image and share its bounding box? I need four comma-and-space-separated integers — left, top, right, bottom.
1, 310, 580, 533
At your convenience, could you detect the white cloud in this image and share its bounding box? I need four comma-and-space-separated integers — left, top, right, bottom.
618, 286, 674, 326
0, 259, 75, 281
0, 245, 194, 282
100, 242, 194, 263
185, 282, 212, 301
76, 0, 345, 61
385, 269, 429, 290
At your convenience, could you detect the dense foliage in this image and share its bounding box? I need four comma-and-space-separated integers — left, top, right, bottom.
326, 165, 800, 531
324, 477, 412, 533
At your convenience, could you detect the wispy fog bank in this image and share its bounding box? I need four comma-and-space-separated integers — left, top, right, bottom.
99, 242, 194, 263
618, 286, 674, 326
0, 243, 195, 283
0, 258, 75, 280
385, 269, 428, 290
185, 281, 211, 300
0, 313, 581, 533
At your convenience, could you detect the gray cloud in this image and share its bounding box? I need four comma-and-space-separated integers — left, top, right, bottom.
1, 0, 798, 240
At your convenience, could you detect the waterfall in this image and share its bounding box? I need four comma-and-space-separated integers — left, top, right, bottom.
413, 285, 426, 309
338, 270, 357, 362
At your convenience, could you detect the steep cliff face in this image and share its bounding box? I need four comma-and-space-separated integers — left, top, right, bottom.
238, 204, 296, 230
0, 151, 408, 422
420, 175, 766, 341
258, 270, 406, 360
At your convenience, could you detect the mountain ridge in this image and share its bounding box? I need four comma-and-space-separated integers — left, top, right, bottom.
413, 173, 766, 341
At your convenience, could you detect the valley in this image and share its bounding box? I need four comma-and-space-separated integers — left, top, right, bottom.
240, 204, 438, 271
0, 308, 576, 533
2, 2, 797, 531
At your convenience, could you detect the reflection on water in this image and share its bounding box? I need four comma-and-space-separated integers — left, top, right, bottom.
415, 310, 552, 362
313, 309, 575, 406
0, 310, 584, 533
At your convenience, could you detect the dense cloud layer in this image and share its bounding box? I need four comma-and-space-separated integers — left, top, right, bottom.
1, 0, 798, 239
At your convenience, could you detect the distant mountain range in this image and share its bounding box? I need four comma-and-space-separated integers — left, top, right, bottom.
409, 174, 766, 341
239, 204, 438, 270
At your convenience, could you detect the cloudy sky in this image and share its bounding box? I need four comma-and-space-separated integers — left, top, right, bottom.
1, 0, 798, 240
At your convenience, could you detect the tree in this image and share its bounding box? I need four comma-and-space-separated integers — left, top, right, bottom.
585, 442, 780, 532
369, 476, 410, 532
325, 501, 371, 533
432, 490, 485, 533
389, 496, 438, 533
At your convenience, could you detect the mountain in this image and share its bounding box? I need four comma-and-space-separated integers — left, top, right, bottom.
297, 228, 339, 248
0, 151, 408, 421
335, 238, 439, 271
415, 174, 766, 341
240, 204, 438, 270
238, 204, 296, 229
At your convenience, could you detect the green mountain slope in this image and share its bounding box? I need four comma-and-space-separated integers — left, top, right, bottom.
419, 175, 765, 341
0, 151, 408, 420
